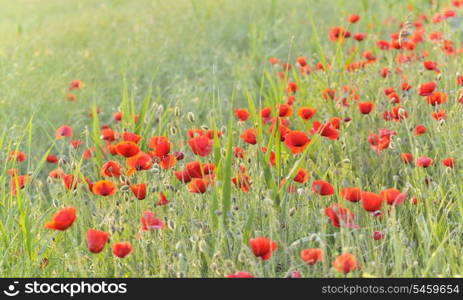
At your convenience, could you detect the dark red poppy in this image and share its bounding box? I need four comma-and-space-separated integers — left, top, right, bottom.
401, 153, 413, 164
417, 156, 433, 168
380, 188, 407, 205
55, 125, 73, 139
419, 81, 437, 96
443, 157, 455, 168
414, 124, 427, 136
157, 192, 169, 206
293, 168, 309, 184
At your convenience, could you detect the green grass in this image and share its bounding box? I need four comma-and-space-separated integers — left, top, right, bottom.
0, 0, 463, 277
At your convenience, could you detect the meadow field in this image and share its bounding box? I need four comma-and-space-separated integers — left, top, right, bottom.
1, 0, 463, 278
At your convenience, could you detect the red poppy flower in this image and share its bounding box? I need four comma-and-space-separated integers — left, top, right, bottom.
329, 26, 351, 42
112, 242, 133, 258
114, 111, 123, 122
127, 152, 153, 172
431, 110, 446, 121
261, 107, 272, 124
55, 125, 73, 139
100, 161, 122, 177
400, 153, 413, 165
361, 192, 383, 212
115, 141, 140, 158
131, 183, 147, 200
249, 237, 278, 261
313, 180, 334, 196
310, 121, 339, 140
44, 207, 76, 231
443, 157, 455, 168
417, 156, 433, 168
188, 178, 209, 193
298, 107, 317, 121
149, 136, 171, 157
70, 139, 83, 149
227, 271, 254, 278
87, 229, 110, 253
341, 187, 362, 202
234, 109, 250, 121
419, 81, 437, 96
278, 104, 293, 117
284, 131, 311, 154
47, 155, 59, 164
157, 192, 169, 206
9, 150, 27, 162
301, 248, 324, 266
322, 88, 336, 100
423, 61, 440, 72
352, 33, 366, 42
92, 180, 117, 196
285, 82, 297, 94
232, 173, 252, 192
240, 128, 257, 145
63, 174, 79, 190
188, 136, 213, 157
141, 211, 165, 230
69, 79, 84, 90
348, 14, 360, 23
426, 92, 447, 106
373, 231, 384, 240
325, 204, 358, 228
294, 168, 310, 184
358, 102, 374, 114
380, 188, 407, 205
377, 40, 390, 50
414, 124, 427, 136
332, 253, 359, 274
123, 132, 142, 144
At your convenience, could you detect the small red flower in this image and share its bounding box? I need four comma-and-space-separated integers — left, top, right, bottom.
419, 81, 437, 96
240, 128, 258, 145
332, 253, 359, 274
100, 161, 122, 177
141, 211, 165, 230
298, 107, 317, 121
130, 183, 147, 200
341, 187, 362, 202
358, 102, 374, 114
443, 157, 455, 168
417, 156, 433, 168
227, 271, 254, 278
348, 14, 360, 23
188, 136, 213, 157
312, 180, 334, 196
293, 168, 310, 184
249, 237, 278, 261
112, 242, 133, 258
44, 207, 76, 231
234, 109, 250, 121
325, 204, 358, 228
361, 191, 383, 212
115, 141, 140, 158
301, 248, 324, 266
284, 131, 311, 154
87, 229, 110, 253
55, 125, 73, 139
92, 180, 117, 196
